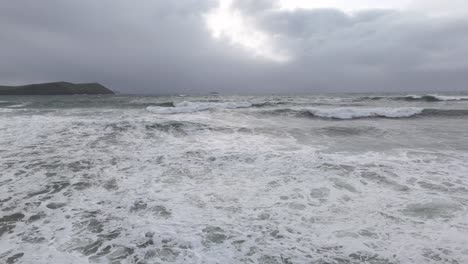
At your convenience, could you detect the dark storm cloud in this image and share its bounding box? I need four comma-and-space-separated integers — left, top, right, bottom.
1, 0, 468, 94
262, 9, 468, 91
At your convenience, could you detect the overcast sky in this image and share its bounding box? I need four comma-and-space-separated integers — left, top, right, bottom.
1, 0, 467, 94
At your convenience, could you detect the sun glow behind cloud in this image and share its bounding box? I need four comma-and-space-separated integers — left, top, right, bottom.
204, 0, 468, 63
204, 0, 290, 63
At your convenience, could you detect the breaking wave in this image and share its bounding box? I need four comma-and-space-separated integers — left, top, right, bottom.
430, 95, 468, 101
2, 94, 468, 263
147, 101, 252, 114
307, 107, 424, 119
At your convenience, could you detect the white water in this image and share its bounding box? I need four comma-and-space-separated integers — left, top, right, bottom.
1, 95, 468, 264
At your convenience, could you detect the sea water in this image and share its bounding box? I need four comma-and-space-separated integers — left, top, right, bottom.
1, 94, 468, 263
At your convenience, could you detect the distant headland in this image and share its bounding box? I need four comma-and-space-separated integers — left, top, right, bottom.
0, 82, 114, 95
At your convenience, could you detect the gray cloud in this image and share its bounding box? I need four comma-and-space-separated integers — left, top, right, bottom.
1, 0, 468, 94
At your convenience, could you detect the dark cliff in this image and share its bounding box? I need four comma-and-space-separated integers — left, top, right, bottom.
0, 82, 114, 95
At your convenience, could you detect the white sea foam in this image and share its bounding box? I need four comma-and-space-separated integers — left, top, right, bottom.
147, 101, 252, 114
1, 96, 468, 264
308, 107, 424, 119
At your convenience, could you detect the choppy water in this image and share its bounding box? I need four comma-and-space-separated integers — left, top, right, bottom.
1, 94, 468, 264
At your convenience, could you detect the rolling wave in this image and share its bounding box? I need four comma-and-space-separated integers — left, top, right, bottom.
358, 95, 468, 102
0, 100, 19, 107
316, 126, 383, 136
306, 107, 424, 119
251, 102, 287, 108
152, 102, 175, 107
263, 107, 468, 120
420, 109, 468, 117
147, 101, 252, 114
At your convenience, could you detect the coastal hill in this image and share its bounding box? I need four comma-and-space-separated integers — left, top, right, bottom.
0, 82, 114, 95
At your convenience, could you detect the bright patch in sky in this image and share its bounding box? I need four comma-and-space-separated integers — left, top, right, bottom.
204, 0, 290, 63
205, 0, 467, 62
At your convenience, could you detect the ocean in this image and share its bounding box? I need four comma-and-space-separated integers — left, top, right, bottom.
1, 94, 468, 263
